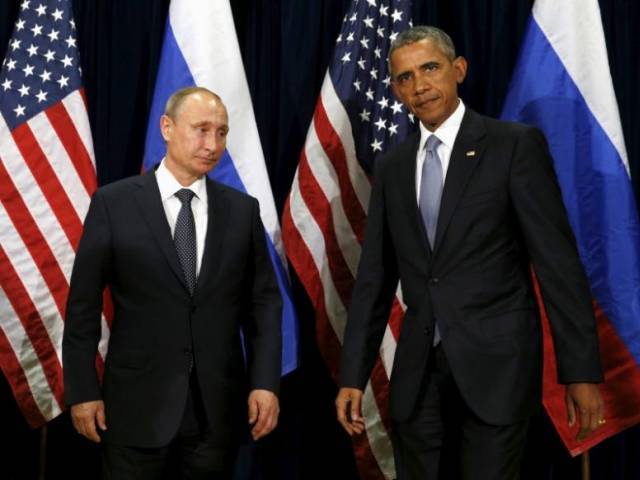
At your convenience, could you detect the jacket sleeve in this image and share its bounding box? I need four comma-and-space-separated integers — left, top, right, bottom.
340, 156, 399, 389
243, 199, 283, 395
63, 189, 112, 405
509, 126, 603, 383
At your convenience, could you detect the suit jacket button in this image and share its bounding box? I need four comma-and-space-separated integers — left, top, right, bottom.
430, 277, 439, 284
424, 327, 431, 335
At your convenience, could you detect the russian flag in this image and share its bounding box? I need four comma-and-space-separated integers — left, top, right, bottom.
501, 0, 640, 455
143, 0, 299, 375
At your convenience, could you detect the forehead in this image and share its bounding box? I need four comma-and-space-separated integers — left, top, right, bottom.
391, 39, 448, 68
176, 93, 228, 123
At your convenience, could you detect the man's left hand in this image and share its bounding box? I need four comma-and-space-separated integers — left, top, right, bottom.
248, 389, 279, 440
566, 382, 604, 441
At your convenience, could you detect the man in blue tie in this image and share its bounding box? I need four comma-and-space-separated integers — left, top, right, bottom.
336, 26, 604, 479
63, 87, 282, 479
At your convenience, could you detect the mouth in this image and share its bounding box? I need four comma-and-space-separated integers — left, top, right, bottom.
414, 96, 440, 109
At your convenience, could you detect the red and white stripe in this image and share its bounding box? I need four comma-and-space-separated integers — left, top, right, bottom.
0, 90, 110, 427
283, 73, 403, 479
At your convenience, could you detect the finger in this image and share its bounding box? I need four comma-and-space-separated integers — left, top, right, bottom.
82, 416, 101, 443
350, 394, 362, 423
577, 410, 591, 441
254, 413, 278, 440
248, 398, 258, 425
251, 407, 269, 439
589, 403, 603, 432
351, 417, 366, 435
566, 396, 576, 427
335, 397, 353, 435
96, 405, 107, 431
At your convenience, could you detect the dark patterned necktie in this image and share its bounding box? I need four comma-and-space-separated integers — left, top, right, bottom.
174, 189, 197, 295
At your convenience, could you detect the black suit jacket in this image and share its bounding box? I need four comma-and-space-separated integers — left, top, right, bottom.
340, 109, 602, 425
63, 171, 282, 448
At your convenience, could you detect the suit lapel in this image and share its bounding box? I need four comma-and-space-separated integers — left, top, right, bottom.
133, 171, 187, 290
432, 109, 487, 255
194, 179, 229, 299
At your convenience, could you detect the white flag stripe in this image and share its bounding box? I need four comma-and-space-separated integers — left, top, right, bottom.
28, 112, 91, 221
379, 327, 397, 379
62, 91, 97, 167
305, 125, 362, 276
533, 0, 629, 172
98, 315, 110, 359
320, 75, 372, 211
0, 118, 76, 284
289, 180, 349, 340
0, 203, 65, 363
363, 383, 396, 480
170, 0, 284, 264
0, 286, 62, 419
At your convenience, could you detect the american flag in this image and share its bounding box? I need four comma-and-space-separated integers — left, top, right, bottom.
282, 1, 413, 478
0, 0, 109, 427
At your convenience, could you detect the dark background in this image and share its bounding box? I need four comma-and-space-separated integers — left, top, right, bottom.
1, 0, 639, 478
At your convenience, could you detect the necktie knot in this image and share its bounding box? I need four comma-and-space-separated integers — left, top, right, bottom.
175, 188, 195, 206
425, 134, 441, 154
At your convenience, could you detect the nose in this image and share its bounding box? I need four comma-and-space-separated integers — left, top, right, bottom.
414, 70, 431, 94
203, 132, 221, 153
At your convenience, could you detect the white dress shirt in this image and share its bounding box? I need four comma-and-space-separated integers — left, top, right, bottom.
415, 100, 466, 203
155, 160, 208, 275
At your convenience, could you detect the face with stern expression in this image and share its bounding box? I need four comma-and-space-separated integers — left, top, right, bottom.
160, 91, 229, 186
390, 38, 467, 132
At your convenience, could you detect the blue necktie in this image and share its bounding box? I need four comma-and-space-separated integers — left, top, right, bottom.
419, 135, 443, 248
419, 135, 443, 345
174, 189, 197, 296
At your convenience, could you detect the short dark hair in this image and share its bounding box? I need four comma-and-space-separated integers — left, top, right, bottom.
389, 25, 457, 63
164, 86, 224, 119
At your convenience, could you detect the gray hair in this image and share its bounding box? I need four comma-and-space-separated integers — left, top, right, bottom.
389, 26, 457, 62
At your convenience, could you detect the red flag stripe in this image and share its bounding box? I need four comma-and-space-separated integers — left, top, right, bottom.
0, 163, 70, 317
46, 99, 97, 196
314, 99, 367, 242
286, 176, 396, 479
63, 90, 98, 170
318, 73, 371, 210
28, 112, 92, 225
11, 123, 84, 248
0, 202, 66, 363
297, 154, 358, 309
303, 125, 363, 276
0, 322, 48, 427
0, 247, 65, 415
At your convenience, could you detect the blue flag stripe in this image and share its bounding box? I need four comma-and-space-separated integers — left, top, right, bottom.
144, 12, 299, 375
501, 16, 640, 365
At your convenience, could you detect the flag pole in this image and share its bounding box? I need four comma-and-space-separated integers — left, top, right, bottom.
581, 450, 591, 480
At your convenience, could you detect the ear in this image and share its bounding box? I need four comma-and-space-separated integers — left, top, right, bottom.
160, 114, 172, 142
453, 56, 468, 84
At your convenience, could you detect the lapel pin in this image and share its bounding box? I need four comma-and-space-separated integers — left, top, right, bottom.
466, 150, 476, 157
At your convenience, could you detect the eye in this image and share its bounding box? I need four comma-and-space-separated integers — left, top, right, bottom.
396, 73, 410, 84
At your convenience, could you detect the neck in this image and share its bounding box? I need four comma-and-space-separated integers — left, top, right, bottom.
164, 157, 200, 187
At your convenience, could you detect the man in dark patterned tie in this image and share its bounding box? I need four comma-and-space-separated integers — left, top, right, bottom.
63, 87, 282, 479
337, 26, 604, 479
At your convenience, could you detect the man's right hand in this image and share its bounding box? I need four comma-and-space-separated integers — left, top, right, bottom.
336, 387, 365, 436
70, 400, 107, 443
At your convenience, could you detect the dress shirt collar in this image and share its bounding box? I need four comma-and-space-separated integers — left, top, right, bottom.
155, 159, 207, 202
418, 99, 466, 153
